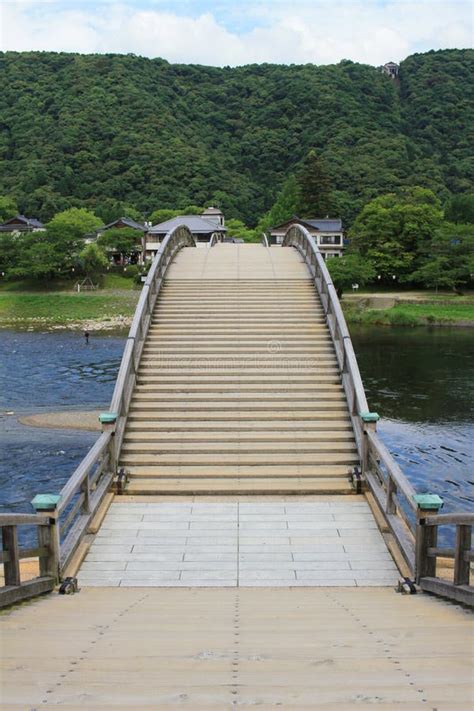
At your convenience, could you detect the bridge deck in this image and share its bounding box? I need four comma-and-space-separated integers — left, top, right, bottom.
78, 497, 398, 588
1, 586, 471, 708
123, 244, 358, 495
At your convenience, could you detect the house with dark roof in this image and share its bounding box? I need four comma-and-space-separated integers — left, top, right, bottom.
269, 217, 345, 258
96, 217, 147, 236
95, 217, 147, 265
145, 215, 227, 257
0, 215, 45, 233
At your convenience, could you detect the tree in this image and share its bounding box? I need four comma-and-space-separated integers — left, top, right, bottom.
181, 205, 205, 215
0, 196, 18, 222
149, 208, 179, 225
47, 208, 102, 247
0, 233, 21, 274
98, 228, 143, 260
95, 200, 143, 225
408, 221, 474, 291
349, 187, 443, 281
257, 175, 300, 234
8, 235, 64, 281
225, 219, 259, 242
445, 194, 474, 224
326, 254, 376, 295
407, 257, 457, 293
79, 243, 108, 277
296, 150, 332, 218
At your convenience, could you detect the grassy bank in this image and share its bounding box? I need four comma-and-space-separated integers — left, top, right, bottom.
0, 289, 139, 329
342, 300, 474, 326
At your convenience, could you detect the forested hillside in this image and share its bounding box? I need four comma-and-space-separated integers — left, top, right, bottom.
0, 49, 472, 225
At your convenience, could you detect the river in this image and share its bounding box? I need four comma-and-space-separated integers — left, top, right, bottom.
0, 327, 473, 522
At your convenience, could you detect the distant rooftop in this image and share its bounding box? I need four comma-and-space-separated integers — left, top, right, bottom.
149, 215, 226, 234
0, 214, 44, 231
98, 217, 147, 232
270, 217, 343, 232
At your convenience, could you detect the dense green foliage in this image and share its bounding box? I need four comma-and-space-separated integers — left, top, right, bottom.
0, 49, 472, 227
327, 254, 376, 294
349, 188, 473, 290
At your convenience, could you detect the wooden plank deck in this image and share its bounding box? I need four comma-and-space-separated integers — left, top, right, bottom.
77, 496, 399, 588
1, 586, 472, 708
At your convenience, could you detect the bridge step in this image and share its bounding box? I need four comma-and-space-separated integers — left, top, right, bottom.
125, 420, 353, 431
123, 431, 354, 442
134, 384, 344, 393
126, 411, 350, 421
124, 477, 353, 494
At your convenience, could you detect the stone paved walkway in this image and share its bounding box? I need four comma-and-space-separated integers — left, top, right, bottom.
79, 499, 399, 587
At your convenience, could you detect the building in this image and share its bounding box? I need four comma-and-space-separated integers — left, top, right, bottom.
0, 215, 45, 234
381, 62, 399, 79
95, 216, 147, 265
145, 215, 227, 258
201, 206, 225, 227
95, 216, 148, 237
269, 217, 345, 258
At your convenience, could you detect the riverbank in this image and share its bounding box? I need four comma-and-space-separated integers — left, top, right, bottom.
0, 289, 139, 331
342, 293, 474, 327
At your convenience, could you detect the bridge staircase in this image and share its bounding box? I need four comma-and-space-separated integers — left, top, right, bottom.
121, 244, 358, 495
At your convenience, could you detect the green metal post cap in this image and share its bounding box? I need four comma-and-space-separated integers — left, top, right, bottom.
31, 494, 62, 511
99, 412, 118, 424
413, 494, 444, 511
360, 411, 380, 423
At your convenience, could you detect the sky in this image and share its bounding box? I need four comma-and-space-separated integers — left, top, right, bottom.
0, 0, 472, 66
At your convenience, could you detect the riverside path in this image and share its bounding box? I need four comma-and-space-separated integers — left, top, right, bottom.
1, 225, 472, 708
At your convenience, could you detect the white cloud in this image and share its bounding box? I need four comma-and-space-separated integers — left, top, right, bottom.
0, 1, 471, 65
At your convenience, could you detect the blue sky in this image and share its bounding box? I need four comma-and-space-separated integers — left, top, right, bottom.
1, 1, 472, 66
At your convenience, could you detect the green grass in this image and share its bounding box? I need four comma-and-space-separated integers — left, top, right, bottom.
101, 273, 136, 290
343, 301, 474, 326
0, 291, 139, 324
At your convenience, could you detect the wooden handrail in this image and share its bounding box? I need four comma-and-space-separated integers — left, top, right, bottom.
423, 513, 474, 527
281, 224, 422, 575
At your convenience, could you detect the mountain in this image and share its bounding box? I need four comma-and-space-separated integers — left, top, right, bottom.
0, 48, 472, 225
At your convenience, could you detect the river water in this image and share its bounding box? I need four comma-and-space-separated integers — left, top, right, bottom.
0, 327, 473, 523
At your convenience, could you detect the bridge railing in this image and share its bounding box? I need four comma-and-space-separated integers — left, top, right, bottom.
416, 513, 473, 606
0, 513, 57, 608
282, 224, 474, 605
46, 225, 196, 577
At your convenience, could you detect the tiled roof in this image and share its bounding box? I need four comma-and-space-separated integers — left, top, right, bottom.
99, 217, 147, 232
0, 215, 44, 230
149, 216, 226, 234
269, 217, 343, 232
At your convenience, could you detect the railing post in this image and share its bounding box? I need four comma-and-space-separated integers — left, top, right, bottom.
413, 494, 444, 583
386, 476, 397, 514
31, 495, 61, 582
37, 522, 59, 582
81, 474, 91, 514
454, 524, 471, 586
360, 412, 379, 477
2, 526, 21, 587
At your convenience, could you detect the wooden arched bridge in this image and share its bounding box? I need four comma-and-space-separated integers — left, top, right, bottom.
1, 224, 472, 707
